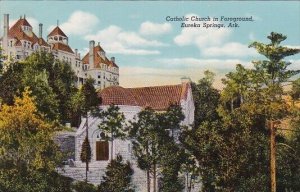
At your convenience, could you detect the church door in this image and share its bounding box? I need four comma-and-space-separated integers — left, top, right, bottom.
96, 141, 109, 161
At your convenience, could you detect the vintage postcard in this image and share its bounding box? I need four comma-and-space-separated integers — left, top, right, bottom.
0, 1, 299, 192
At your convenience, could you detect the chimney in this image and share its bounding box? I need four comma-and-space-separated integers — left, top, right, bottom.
89, 40, 95, 68
181, 76, 191, 84
38, 23, 43, 38
111, 57, 115, 63
75, 48, 78, 57
4, 14, 9, 38
3, 14, 9, 50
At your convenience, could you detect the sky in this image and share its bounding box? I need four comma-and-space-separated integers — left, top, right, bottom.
0, 1, 299, 88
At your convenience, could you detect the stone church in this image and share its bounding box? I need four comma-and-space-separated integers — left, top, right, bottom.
58, 79, 201, 191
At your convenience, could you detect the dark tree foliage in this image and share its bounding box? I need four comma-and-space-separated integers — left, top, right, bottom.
130, 105, 187, 192
98, 104, 126, 160
191, 70, 220, 128
158, 138, 186, 192
0, 170, 73, 192
80, 136, 92, 165
0, 62, 25, 105
0, 51, 78, 123
76, 77, 101, 182
72, 181, 97, 192
98, 155, 134, 192
80, 78, 101, 115
181, 32, 300, 191
0, 90, 73, 192
290, 78, 300, 105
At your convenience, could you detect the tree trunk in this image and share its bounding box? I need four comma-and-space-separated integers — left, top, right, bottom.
270, 121, 276, 192
231, 99, 234, 111
153, 163, 157, 192
146, 144, 150, 192
147, 170, 151, 192
85, 114, 89, 182
111, 126, 114, 160
186, 172, 189, 192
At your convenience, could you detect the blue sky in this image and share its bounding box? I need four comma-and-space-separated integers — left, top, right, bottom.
1, 1, 299, 88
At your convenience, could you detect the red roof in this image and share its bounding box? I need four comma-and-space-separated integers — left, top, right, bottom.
51, 42, 74, 53
99, 83, 190, 110
7, 17, 39, 45
38, 38, 50, 47
82, 45, 119, 68
48, 26, 67, 37
110, 61, 119, 68
13, 18, 32, 28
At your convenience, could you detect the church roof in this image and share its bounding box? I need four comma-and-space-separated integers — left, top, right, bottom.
48, 26, 67, 37
82, 44, 119, 68
99, 83, 190, 110
51, 42, 74, 53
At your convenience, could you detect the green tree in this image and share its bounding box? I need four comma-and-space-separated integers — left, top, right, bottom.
129, 107, 161, 192
98, 155, 134, 192
0, 62, 24, 105
98, 104, 126, 160
80, 136, 92, 173
290, 78, 300, 106
72, 181, 97, 192
192, 70, 220, 128
184, 32, 300, 191
0, 52, 78, 123
221, 64, 251, 111
76, 77, 101, 182
159, 137, 186, 192
158, 104, 186, 192
130, 105, 187, 192
0, 88, 72, 192
22, 52, 78, 123
248, 32, 300, 120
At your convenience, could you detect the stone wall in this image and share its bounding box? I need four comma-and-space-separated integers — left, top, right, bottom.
55, 130, 76, 161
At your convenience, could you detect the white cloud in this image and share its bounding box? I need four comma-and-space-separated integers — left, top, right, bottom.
288, 59, 300, 70
47, 11, 99, 36
285, 45, 300, 49
84, 25, 165, 55
174, 13, 231, 48
202, 42, 258, 57
139, 21, 172, 36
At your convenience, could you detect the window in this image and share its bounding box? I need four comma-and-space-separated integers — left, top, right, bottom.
96, 141, 109, 161
98, 75, 101, 79
98, 81, 101, 84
